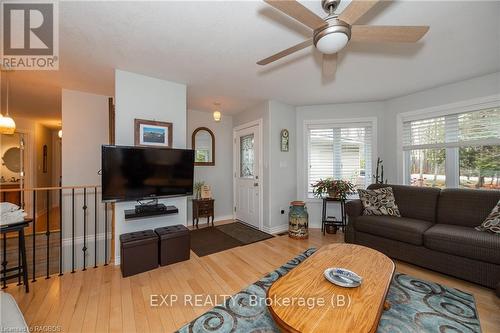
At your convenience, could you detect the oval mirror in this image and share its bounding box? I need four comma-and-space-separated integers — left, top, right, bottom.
2, 147, 21, 173
192, 127, 215, 166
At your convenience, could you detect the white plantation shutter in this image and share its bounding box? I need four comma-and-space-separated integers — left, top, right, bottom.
457, 108, 500, 146
403, 107, 500, 150
309, 129, 334, 190
307, 123, 373, 195
402, 117, 445, 150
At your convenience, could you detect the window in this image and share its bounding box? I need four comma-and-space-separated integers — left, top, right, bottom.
240, 134, 254, 178
403, 107, 500, 189
195, 149, 210, 163
307, 123, 373, 196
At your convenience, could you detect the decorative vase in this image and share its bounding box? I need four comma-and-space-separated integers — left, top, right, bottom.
288, 201, 309, 239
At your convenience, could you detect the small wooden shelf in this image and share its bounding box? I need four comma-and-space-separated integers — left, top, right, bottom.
192, 199, 214, 228
124, 205, 178, 220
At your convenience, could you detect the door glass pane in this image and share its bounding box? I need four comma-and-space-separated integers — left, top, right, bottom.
459, 145, 500, 190
240, 134, 254, 178
409, 148, 446, 188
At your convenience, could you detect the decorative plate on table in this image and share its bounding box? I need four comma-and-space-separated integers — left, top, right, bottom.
324, 268, 362, 288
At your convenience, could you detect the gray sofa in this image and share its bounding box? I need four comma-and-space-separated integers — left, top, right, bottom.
345, 184, 500, 295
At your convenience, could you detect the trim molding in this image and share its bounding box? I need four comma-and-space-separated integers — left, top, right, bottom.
262, 224, 288, 235
62, 232, 112, 247
186, 214, 234, 226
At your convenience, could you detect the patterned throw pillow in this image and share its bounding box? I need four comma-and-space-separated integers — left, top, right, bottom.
475, 200, 500, 234
358, 187, 401, 217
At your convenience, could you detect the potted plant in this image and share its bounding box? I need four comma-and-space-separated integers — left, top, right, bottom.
311, 178, 356, 200
193, 181, 205, 199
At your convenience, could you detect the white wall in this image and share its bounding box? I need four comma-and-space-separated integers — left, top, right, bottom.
187, 110, 234, 224
34, 123, 54, 214
295, 101, 384, 227
61, 89, 109, 269
62, 89, 109, 186
268, 101, 296, 233
114, 70, 187, 263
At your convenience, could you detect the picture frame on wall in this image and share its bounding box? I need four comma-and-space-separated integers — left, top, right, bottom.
280, 129, 289, 152
134, 119, 173, 147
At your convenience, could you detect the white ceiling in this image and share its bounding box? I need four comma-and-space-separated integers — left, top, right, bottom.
7, 0, 500, 118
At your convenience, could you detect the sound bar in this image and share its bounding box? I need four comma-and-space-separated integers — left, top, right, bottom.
124, 204, 179, 220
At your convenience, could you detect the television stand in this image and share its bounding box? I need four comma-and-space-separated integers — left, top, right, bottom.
124, 200, 179, 220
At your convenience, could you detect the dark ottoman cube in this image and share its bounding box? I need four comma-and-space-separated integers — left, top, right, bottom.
155, 225, 190, 266
120, 230, 158, 277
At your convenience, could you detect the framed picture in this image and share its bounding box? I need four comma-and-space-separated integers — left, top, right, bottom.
42, 145, 48, 173
280, 129, 289, 152
134, 119, 173, 147
201, 185, 212, 199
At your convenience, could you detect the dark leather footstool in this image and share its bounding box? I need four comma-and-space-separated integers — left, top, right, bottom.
120, 230, 158, 277
155, 225, 190, 266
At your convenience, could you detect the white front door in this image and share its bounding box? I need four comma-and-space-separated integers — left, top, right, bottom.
234, 123, 261, 230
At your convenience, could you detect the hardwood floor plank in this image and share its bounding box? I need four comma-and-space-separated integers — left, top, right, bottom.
81, 267, 105, 333
109, 268, 124, 333
5, 227, 499, 332
119, 274, 137, 333
95, 265, 112, 333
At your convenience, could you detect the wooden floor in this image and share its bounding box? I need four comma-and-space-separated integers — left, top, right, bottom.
5, 222, 500, 333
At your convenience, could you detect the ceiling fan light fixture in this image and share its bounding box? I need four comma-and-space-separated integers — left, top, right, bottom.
313, 18, 351, 54
316, 32, 348, 54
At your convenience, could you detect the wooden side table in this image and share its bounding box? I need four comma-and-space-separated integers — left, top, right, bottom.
192, 199, 214, 228
1, 219, 32, 292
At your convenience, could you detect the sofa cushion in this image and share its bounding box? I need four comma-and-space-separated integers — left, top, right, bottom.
437, 188, 500, 227
353, 215, 433, 246
358, 187, 401, 217
475, 199, 500, 234
1, 291, 28, 332
368, 184, 440, 223
424, 224, 500, 265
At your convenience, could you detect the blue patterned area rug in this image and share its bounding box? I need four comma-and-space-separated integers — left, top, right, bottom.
176, 248, 481, 333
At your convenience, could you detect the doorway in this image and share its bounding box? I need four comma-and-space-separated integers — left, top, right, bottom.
233, 119, 263, 230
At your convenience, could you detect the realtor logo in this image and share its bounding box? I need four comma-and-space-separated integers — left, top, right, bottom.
1, 1, 59, 70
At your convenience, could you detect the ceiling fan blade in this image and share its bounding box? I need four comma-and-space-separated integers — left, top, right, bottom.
264, 0, 327, 30
322, 53, 337, 77
351, 25, 430, 43
257, 38, 313, 65
339, 0, 380, 25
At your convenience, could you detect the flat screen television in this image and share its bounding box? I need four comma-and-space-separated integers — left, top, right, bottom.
101, 145, 194, 202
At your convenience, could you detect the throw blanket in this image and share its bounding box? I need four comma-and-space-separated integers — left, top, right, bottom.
0, 202, 27, 226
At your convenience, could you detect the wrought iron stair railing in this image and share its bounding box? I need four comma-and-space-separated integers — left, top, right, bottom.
0, 185, 111, 288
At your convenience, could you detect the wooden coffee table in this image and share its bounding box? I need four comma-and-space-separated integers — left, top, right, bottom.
267, 244, 394, 333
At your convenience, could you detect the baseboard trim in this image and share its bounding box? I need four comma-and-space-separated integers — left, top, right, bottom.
186, 215, 234, 226
62, 233, 112, 247
262, 224, 288, 235
215, 215, 235, 222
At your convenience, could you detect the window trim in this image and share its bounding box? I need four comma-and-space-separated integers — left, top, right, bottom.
302, 117, 378, 202
396, 94, 500, 186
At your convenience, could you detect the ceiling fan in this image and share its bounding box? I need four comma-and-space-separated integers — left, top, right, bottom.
257, 0, 429, 76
